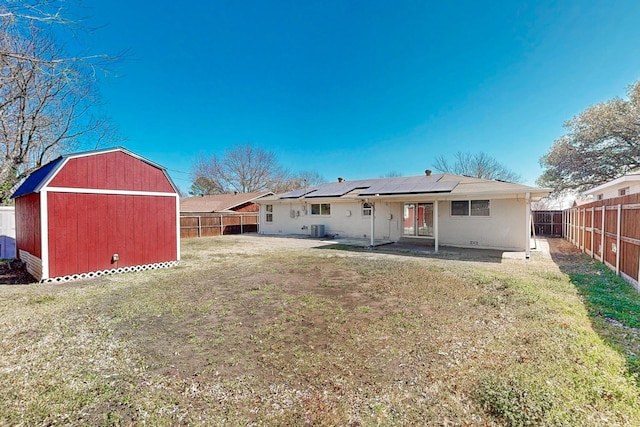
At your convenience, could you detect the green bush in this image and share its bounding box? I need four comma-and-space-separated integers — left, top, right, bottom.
475, 374, 555, 426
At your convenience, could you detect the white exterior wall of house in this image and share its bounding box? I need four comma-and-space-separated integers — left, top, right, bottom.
589, 182, 640, 200
437, 198, 527, 250
260, 199, 404, 240
583, 173, 640, 201
260, 197, 530, 251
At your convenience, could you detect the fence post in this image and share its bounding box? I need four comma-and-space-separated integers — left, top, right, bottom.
197, 216, 201, 238
575, 208, 580, 248
240, 215, 243, 234
581, 208, 585, 251
569, 209, 573, 243
616, 204, 621, 275
600, 206, 605, 262
590, 207, 594, 258
220, 214, 224, 235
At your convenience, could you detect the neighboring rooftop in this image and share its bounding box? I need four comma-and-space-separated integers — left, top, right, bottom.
582, 170, 640, 197
180, 192, 273, 212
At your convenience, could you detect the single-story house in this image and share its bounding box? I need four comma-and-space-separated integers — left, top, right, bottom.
180, 192, 273, 238
256, 171, 551, 257
582, 169, 640, 201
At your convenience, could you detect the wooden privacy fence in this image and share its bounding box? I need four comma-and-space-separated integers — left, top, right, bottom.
565, 193, 640, 291
532, 210, 563, 236
180, 213, 259, 238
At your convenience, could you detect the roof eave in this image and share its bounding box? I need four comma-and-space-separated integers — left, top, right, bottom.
583, 175, 640, 196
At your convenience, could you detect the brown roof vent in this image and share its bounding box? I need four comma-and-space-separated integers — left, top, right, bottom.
425, 169, 432, 176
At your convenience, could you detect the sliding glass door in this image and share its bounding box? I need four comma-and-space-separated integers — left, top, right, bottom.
403, 203, 433, 237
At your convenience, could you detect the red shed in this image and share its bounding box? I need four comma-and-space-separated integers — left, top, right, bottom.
11, 147, 180, 282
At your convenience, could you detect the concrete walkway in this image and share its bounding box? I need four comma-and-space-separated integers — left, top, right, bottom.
319, 235, 552, 262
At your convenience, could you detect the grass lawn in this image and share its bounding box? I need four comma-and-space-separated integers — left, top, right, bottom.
0, 236, 639, 426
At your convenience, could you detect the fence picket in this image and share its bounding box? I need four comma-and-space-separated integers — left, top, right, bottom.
563, 196, 640, 292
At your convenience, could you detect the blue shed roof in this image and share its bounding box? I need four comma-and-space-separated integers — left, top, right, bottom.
11, 157, 65, 198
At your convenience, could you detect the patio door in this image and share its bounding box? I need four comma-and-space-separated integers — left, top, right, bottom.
403, 203, 433, 237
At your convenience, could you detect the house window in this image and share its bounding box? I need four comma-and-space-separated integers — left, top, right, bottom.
311, 203, 331, 215
451, 201, 469, 216
471, 200, 490, 216
597, 194, 604, 201
265, 204, 273, 222
362, 202, 372, 216
451, 200, 490, 217
619, 187, 629, 196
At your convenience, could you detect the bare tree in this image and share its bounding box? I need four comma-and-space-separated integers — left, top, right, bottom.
538, 81, 640, 194
191, 146, 326, 194
433, 152, 522, 182
0, 1, 117, 204
191, 144, 288, 194
271, 170, 326, 193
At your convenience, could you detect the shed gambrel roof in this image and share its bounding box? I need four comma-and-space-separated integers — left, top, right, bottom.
180, 192, 273, 213
11, 147, 179, 198
264, 173, 550, 201
11, 157, 65, 198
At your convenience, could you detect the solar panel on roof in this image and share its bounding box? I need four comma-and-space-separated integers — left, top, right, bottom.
305, 182, 359, 197
280, 188, 317, 199
302, 179, 376, 198
359, 175, 458, 195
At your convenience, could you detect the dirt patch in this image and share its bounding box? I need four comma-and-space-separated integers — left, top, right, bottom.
0, 260, 35, 285
545, 237, 596, 274
2, 235, 639, 426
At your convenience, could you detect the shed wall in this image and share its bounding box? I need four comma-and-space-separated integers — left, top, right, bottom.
47, 192, 177, 278
15, 193, 41, 258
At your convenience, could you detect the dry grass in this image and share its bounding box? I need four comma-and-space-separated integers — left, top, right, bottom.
0, 236, 639, 426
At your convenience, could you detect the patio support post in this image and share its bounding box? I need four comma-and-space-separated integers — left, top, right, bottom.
434, 200, 439, 253
525, 192, 531, 259
370, 201, 375, 247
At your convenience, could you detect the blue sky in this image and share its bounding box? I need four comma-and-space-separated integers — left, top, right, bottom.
81, 0, 640, 191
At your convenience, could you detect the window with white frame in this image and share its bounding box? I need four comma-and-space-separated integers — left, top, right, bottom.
265, 204, 273, 222
619, 187, 629, 196
362, 202, 372, 216
471, 200, 490, 216
451, 200, 490, 217
597, 194, 604, 201
451, 201, 469, 216
311, 203, 331, 215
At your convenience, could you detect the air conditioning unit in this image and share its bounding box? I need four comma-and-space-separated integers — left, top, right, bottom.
310, 224, 325, 238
